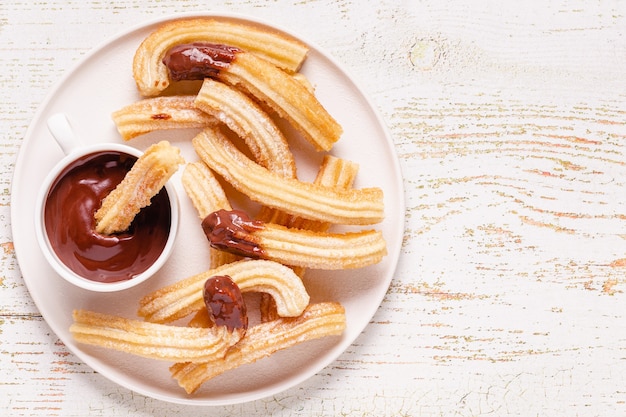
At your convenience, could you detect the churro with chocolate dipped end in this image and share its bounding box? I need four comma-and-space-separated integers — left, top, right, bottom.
112, 95, 217, 141
203, 209, 387, 269
133, 18, 308, 96
70, 309, 243, 363
138, 259, 310, 324
94, 141, 184, 235
193, 128, 384, 225
182, 161, 239, 268
160, 43, 340, 151
195, 78, 296, 178
170, 302, 346, 394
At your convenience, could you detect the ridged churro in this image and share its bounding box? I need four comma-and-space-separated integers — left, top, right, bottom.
170, 302, 346, 394
152, 41, 340, 150
182, 161, 232, 219
133, 18, 309, 97
111, 95, 216, 141
194, 78, 296, 178
182, 161, 239, 269
138, 259, 310, 324
95, 141, 184, 235
70, 309, 243, 363
203, 209, 387, 269
215, 50, 342, 151
193, 128, 384, 225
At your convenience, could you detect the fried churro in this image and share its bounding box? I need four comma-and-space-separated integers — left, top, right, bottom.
94, 141, 184, 235
194, 78, 296, 178
70, 309, 243, 363
193, 128, 384, 225
111, 95, 216, 141
203, 209, 387, 269
138, 259, 310, 324
170, 302, 346, 394
182, 161, 239, 269
133, 18, 309, 97
154, 42, 340, 151
215, 50, 342, 151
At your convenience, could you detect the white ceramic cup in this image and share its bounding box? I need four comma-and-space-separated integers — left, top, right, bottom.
34, 113, 180, 292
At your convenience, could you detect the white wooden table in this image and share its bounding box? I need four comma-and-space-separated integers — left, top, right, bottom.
2, 1, 625, 415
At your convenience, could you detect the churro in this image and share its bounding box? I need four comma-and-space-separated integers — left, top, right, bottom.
193, 128, 384, 225
138, 259, 310, 324
133, 18, 309, 97
70, 309, 243, 363
203, 209, 387, 269
94, 141, 184, 235
194, 78, 296, 178
170, 302, 346, 394
214, 50, 342, 151
153, 42, 340, 150
182, 161, 232, 219
111, 95, 216, 141
182, 161, 239, 269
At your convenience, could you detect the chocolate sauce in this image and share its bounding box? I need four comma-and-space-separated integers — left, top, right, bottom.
162, 43, 240, 81
203, 275, 248, 332
44, 151, 171, 283
201, 209, 265, 258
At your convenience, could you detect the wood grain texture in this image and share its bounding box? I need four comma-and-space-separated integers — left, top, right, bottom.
1, 0, 625, 415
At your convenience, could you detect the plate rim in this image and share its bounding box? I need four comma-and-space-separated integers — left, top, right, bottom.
10, 11, 405, 406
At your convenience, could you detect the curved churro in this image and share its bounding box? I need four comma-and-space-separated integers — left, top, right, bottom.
170, 302, 346, 394
193, 128, 384, 225
138, 259, 310, 324
111, 95, 216, 141
70, 309, 242, 363
94, 141, 184, 234
195, 78, 296, 178
133, 18, 309, 97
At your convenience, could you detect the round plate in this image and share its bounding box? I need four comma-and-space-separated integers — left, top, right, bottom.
11, 12, 404, 405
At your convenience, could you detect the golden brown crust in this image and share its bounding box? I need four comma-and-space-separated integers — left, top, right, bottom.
111, 95, 216, 141
94, 141, 184, 234
132, 18, 309, 96
192, 128, 384, 225
170, 302, 346, 394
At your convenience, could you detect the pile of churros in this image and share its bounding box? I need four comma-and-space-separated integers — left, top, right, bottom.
69, 17, 387, 395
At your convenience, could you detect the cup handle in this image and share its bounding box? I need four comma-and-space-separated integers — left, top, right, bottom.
47, 113, 82, 155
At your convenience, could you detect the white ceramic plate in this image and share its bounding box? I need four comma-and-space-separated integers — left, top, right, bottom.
11, 13, 404, 406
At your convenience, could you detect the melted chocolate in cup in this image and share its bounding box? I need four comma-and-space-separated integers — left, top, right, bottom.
43, 150, 172, 283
